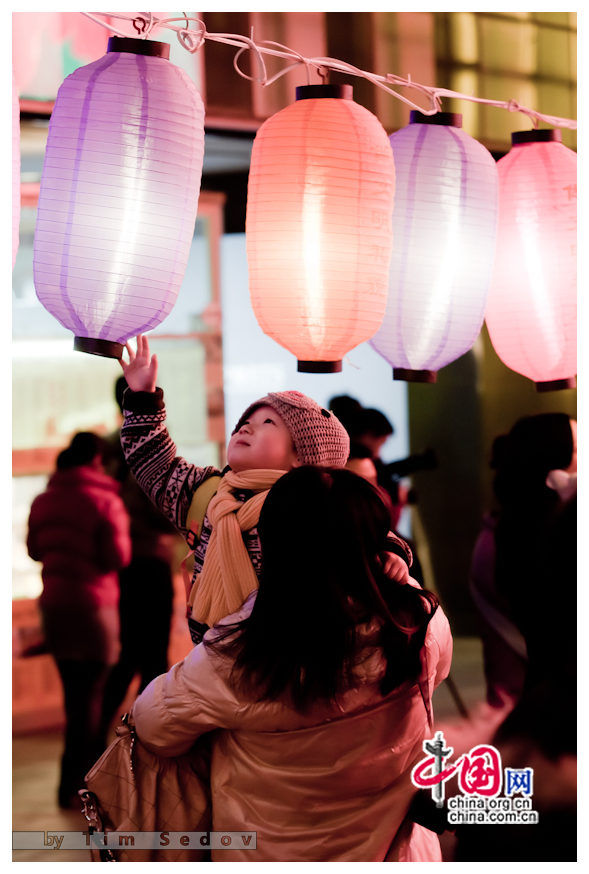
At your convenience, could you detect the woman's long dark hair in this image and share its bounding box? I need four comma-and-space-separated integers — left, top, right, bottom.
206, 466, 438, 712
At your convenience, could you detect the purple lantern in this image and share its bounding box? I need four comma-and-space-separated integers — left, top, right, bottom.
33, 37, 205, 358
370, 112, 498, 382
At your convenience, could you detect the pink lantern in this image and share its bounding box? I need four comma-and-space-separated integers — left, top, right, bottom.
370, 111, 498, 383
485, 129, 577, 391
13, 72, 20, 269
246, 84, 395, 372
33, 37, 205, 358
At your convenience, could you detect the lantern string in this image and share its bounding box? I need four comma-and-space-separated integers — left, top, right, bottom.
81, 11, 577, 130
236, 27, 268, 83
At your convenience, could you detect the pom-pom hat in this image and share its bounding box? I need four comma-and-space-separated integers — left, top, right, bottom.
233, 391, 350, 468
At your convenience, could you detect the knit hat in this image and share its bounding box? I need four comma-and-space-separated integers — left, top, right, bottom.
233, 391, 350, 467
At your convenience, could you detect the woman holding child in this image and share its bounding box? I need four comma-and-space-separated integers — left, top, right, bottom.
117, 336, 452, 862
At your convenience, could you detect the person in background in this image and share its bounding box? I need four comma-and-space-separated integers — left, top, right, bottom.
346, 442, 425, 587
98, 377, 180, 745
346, 440, 381, 487
329, 395, 406, 527
330, 395, 426, 585
457, 413, 577, 861
132, 466, 453, 862
26, 432, 131, 808
329, 395, 393, 458
469, 413, 577, 710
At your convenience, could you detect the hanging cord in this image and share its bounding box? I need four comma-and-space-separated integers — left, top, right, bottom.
80, 11, 577, 130
132, 12, 152, 36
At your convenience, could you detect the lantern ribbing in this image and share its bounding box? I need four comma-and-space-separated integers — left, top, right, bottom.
485, 130, 577, 390
246, 85, 395, 371
33, 37, 205, 358
370, 112, 499, 382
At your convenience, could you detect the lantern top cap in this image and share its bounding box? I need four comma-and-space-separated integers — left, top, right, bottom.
107, 36, 170, 59
295, 84, 353, 101
511, 128, 562, 145
409, 110, 462, 128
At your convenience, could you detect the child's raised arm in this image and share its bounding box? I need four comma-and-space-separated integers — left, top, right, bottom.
119, 335, 220, 535
120, 334, 158, 393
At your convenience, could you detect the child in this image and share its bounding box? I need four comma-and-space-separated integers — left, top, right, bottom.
120, 335, 413, 645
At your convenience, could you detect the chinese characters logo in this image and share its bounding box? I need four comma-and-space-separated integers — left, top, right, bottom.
411, 731, 533, 805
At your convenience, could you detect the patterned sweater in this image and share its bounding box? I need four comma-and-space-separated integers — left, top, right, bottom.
121, 387, 412, 645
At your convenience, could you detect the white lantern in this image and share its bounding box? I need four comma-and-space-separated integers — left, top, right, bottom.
370, 111, 499, 382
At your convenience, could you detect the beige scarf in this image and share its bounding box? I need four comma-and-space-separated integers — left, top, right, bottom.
187, 469, 285, 629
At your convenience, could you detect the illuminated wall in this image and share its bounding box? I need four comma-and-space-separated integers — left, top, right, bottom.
435, 11, 576, 149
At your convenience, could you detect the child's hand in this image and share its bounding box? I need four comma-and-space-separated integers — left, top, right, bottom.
120, 334, 158, 393
380, 551, 409, 585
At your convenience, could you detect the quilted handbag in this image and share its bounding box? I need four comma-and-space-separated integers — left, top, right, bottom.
79, 715, 212, 862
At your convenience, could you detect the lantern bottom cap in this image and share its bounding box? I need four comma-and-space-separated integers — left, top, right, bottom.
535, 376, 576, 392
74, 336, 124, 360
297, 359, 342, 374
393, 368, 437, 384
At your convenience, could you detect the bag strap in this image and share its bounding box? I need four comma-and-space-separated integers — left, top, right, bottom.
79, 713, 136, 862
417, 645, 434, 732
408, 650, 455, 839
78, 789, 117, 862
181, 475, 222, 600
383, 646, 444, 858
185, 475, 223, 549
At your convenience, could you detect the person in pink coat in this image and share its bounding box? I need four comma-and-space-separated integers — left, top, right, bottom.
27, 432, 131, 808
132, 465, 452, 861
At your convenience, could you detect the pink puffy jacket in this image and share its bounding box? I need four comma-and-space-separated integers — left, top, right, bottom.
133, 591, 452, 862
27, 465, 131, 609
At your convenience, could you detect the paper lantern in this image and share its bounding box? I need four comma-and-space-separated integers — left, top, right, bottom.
13, 72, 20, 269
33, 37, 205, 358
246, 84, 395, 373
485, 130, 577, 391
370, 111, 498, 383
